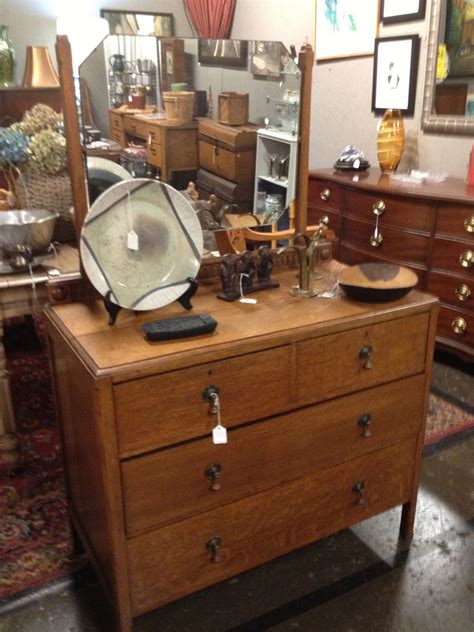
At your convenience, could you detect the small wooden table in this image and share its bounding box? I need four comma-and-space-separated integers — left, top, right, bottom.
0, 245, 81, 467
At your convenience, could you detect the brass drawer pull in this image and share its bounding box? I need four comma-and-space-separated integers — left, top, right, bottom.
359, 345, 373, 369
372, 200, 386, 216
352, 480, 365, 505
455, 284, 471, 302
205, 536, 222, 563
459, 250, 473, 268
370, 232, 383, 247
202, 385, 220, 413
205, 463, 222, 491
358, 413, 372, 438
451, 317, 467, 335
320, 188, 331, 202
465, 216, 474, 233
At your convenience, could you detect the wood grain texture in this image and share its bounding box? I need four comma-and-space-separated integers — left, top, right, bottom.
431, 236, 474, 275
428, 270, 473, 311
437, 305, 474, 348
436, 203, 474, 239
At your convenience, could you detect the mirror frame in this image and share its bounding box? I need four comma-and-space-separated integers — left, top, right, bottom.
422, 0, 474, 134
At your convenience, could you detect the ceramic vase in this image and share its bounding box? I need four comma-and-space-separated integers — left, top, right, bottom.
0, 25, 15, 87
377, 109, 405, 173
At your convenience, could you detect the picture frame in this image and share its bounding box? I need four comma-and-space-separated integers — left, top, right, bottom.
198, 39, 248, 68
100, 9, 174, 36
251, 41, 282, 78
315, 0, 379, 61
446, 1, 474, 78
380, 0, 426, 24
372, 35, 420, 116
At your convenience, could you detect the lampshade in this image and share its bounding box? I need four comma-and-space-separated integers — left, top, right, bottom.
22, 46, 60, 87
56, 17, 109, 75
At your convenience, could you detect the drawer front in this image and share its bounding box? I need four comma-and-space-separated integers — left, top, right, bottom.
147, 126, 161, 145
308, 178, 343, 210
437, 305, 474, 348
297, 313, 429, 404
428, 270, 473, 311
436, 203, 474, 239
128, 438, 416, 614
341, 216, 430, 265
308, 206, 341, 236
111, 129, 125, 147
115, 346, 292, 456
147, 141, 162, 168
168, 129, 198, 170
199, 140, 255, 183
109, 112, 124, 132
344, 189, 433, 231
123, 117, 149, 139
122, 375, 425, 535
431, 237, 474, 275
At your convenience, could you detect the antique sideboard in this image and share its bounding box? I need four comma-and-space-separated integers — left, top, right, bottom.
309, 169, 474, 361
44, 264, 438, 632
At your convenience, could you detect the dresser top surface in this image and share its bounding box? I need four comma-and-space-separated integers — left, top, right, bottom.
44, 263, 438, 380
310, 168, 474, 204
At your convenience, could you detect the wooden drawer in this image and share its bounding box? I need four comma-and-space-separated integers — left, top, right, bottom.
114, 346, 292, 457
308, 206, 341, 235
147, 126, 161, 145
436, 203, 474, 239
341, 217, 430, 265
127, 437, 416, 615
147, 141, 162, 168
308, 178, 343, 211
296, 313, 428, 404
109, 111, 124, 132
437, 305, 474, 348
122, 374, 425, 535
428, 270, 473, 311
198, 139, 255, 184
431, 237, 473, 275
344, 189, 433, 231
111, 129, 125, 147
123, 116, 149, 139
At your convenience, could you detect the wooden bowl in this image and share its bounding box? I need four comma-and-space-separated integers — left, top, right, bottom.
337, 263, 418, 302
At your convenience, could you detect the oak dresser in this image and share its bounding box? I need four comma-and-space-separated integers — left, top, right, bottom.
309, 169, 474, 360
44, 265, 438, 631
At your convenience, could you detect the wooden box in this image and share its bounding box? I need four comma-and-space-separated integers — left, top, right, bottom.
218, 92, 249, 126
163, 91, 194, 122
198, 118, 258, 184
196, 168, 254, 212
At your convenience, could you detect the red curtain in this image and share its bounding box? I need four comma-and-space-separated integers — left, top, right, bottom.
184, 0, 237, 38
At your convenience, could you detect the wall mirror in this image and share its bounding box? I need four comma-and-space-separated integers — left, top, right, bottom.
100, 10, 174, 37
422, 0, 474, 134
78, 36, 301, 233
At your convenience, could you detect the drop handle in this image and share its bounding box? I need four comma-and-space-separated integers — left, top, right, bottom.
202, 385, 220, 413
320, 188, 331, 201
205, 463, 222, 491
358, 413, 372, 438
455, 284, 471, 302
206, 536, 222, 563
370, 232, 383, 247
359, 345, 373, 369
372, 200, 386, 216
451, 317, 467, 335
464, 216, 474, 233
352, 480, 365, 505
459, 250, 473, 268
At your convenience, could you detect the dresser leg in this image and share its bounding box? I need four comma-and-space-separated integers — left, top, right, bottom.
0, 314, 20, 470
400, 501, 415, 542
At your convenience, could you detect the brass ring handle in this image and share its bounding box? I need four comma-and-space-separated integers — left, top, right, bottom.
358, 413, 372, 438
205, 536, 222, 563
464, 216, 474, 233
370, 233, 383, 247
205, 463, 222, 491
352, 480, 365, 505
359, 345, 373, 369
454, 284, 471, 302
320, 188, 331, 202
372, 200, 386, 216
451, 317, 467, 335
459, 250, 473, 268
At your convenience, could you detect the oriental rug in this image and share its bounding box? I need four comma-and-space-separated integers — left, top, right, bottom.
0, 318, 472, 603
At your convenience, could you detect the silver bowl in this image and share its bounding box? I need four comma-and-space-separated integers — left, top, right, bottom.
0, 210, 59, 255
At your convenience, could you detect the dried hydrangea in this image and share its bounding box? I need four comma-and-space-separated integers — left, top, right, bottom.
17, 103, 63, 135
0, 128, 29, 166
29, 129, 67, 174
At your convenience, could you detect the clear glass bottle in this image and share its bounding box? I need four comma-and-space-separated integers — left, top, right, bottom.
0, 25, 15, 87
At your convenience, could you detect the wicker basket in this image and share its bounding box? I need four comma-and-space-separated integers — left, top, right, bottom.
15, 163, 76, 243
163, 91, 195, 122
218, 92, 249, 126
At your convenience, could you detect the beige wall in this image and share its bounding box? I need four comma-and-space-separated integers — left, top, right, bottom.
3, 0, 471, 178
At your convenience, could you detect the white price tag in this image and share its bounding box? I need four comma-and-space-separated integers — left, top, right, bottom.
212, 424, 228, 444
239, 297, 257, 304
127, 230, 139, 251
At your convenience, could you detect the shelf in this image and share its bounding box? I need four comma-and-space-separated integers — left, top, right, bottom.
258, 175, 288, 188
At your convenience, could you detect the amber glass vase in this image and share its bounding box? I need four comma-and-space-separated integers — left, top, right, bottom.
377, 109, 405, 173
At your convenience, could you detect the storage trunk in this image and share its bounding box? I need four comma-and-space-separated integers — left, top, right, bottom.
198, 119, 258, 184
196, 168, 254, 212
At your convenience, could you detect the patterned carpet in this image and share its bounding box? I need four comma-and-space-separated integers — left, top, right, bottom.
0, 318, 472, 602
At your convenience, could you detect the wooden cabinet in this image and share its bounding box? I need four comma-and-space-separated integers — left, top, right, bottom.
44, 267, 438, 631
309, 169, 474, 361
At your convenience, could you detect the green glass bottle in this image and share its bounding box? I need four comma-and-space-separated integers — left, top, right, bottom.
0, 25, 15, 87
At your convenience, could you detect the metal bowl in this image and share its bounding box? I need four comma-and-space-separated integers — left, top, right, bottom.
0, 210, 59, 255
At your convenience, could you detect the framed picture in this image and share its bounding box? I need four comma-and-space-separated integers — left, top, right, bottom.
315, 0, 379, 60
100, 9, 174, 36
198, 39, 248, 68
372, 35, 420, 115
380, 0, 426, 24
446, 1, 474, 78
251, 41, 282, 78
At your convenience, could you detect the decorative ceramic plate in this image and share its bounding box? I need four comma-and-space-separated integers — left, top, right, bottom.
80, 179, 203, 310
87, 156, 132, 204
337, 262, 418, 302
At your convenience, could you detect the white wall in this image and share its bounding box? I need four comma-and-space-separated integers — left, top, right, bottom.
2, 0, 472, 178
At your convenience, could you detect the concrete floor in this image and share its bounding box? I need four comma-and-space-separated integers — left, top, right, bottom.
0, 431, 472, 632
